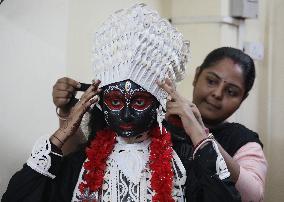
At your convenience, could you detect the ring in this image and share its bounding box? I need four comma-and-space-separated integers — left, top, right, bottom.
56, 107, 68, 121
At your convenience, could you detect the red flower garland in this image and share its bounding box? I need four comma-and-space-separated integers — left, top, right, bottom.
149, 126, 174, 202
79, 128, 116, 193
79, 126, 174, 201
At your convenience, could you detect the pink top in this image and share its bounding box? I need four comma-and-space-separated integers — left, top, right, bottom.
233, 142, 268, 202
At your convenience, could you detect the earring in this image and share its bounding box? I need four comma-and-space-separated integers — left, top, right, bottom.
96, 103, 102, 111
80, 111, 90, 140
156, 105, 165, 133
91, 95, 102, 111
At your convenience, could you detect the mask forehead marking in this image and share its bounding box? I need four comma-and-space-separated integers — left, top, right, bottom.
125, 81, 132, 93
104, 85, 124, 95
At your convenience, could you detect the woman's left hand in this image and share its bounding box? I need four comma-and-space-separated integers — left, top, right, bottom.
158, 78, 207, 145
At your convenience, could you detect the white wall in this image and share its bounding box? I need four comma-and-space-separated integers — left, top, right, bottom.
0, 0, 68, 196
263, 0, 284, 200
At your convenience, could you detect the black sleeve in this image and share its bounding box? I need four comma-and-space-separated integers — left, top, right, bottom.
2, 149, 62, 202
1, 144, 83, 202
186, 143, 241, 202
165, 120, 241, 201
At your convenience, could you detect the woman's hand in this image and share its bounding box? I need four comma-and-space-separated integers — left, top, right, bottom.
52, 77, 81, 117
50, 80, 101, 148
158, 78, 207, 146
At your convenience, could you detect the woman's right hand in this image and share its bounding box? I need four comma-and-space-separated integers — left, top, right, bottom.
52, 77, 81, 117
51, 80, 101, 148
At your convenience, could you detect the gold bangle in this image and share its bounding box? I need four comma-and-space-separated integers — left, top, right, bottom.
56, 107, 68, 121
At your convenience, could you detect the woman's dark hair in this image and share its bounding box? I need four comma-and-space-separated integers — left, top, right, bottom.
198, 47, 256, 96
77, 99, 107, 150
86, 93, 107, 145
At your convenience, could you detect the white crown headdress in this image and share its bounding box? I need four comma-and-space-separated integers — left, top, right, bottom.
92, 3, 190, 109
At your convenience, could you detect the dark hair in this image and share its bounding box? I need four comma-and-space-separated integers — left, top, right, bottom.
85, 93, 107, 145
198, 47, 255, 96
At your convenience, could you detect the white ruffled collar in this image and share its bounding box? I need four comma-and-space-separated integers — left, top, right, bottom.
109, 136, 151, 184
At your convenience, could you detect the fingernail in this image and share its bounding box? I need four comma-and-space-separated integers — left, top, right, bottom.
77, 83, 81, 88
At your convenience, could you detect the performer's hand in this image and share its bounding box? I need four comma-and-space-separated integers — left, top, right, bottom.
158, 78, 207, 145
52, 77, 81, 116
51, 80, 101, 147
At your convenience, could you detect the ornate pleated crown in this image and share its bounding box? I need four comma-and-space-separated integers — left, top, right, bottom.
92, 3, 190, 108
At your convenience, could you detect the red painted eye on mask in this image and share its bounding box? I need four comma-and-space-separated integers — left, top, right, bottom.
131, 92, 155, 110
104, 90, 125, 110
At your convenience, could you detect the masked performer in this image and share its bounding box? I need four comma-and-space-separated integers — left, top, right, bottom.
3, 4, 240, 202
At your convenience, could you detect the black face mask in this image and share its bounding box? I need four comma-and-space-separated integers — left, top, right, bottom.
102, 80, 159, 137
